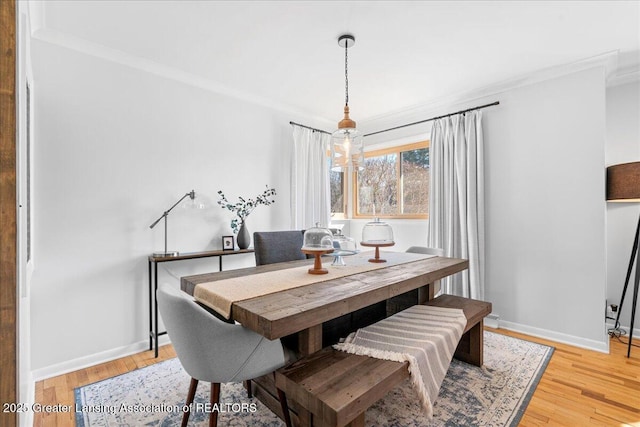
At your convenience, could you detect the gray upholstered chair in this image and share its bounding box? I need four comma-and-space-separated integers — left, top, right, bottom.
157, 284, 292, 427
253, 230, 306, 266
406, 246, 445, 296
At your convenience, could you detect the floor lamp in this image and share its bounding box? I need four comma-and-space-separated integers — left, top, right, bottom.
607, 161, 640, 358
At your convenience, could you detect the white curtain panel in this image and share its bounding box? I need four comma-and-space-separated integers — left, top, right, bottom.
427, 111, 485, 300
290, 125, 331, 229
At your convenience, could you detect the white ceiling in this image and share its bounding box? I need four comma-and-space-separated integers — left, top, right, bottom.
35, 1, 640, 126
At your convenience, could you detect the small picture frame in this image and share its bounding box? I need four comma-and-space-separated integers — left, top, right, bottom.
222, 236, 234, 251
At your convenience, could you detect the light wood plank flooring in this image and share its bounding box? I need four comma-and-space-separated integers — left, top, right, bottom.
34, 329, 640, 427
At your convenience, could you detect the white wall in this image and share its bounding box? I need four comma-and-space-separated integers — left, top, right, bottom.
606, 80, 640, 333
482, 67, 607, 350
28, 36, 312, 376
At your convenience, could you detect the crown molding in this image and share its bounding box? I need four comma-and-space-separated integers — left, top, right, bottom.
31, 28, 334, 127
361, 51, 620, 134
608, 66, 640, 88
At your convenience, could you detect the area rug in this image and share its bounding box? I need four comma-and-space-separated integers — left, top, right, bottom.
75, 331, 553, 427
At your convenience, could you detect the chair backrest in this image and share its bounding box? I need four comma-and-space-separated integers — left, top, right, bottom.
156, 284, 285, 383
406, 246, 444, 257
406, 246, 445, 296
253, 230, 306, 265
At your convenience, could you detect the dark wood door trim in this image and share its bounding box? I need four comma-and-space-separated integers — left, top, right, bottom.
0, 1, 17, 426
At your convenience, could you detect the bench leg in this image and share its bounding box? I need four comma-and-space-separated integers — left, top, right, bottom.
346, 413, 365, 427
454, 320, 484, 366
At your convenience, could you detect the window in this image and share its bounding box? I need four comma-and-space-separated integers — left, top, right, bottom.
354, 141, 429, 218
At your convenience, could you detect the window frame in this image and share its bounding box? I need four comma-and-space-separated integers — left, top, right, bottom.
352, 140, 429, 219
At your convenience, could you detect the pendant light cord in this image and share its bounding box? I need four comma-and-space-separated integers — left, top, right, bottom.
344, 41, 349, 107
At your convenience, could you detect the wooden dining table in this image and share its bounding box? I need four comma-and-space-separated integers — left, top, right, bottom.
180, 250, 468, 425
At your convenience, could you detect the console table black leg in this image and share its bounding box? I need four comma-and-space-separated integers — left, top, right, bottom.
154, 261, 159, 358
148, 260, 153, 351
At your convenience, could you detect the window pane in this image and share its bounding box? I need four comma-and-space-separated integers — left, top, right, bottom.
357, 153, 398, 215
330, 170, 344, 214
401, 148, 429, 215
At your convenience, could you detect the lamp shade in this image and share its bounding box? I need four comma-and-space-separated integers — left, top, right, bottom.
330, 126, 364, 172
607, 161, 640, 202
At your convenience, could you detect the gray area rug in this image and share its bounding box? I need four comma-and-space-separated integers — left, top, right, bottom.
75, 331, 553, 426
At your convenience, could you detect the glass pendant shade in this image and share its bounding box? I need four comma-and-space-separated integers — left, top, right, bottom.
302, 223, 334, 251
331, 129, 364, 172
331, 106, 364, 172
361, 218, 394, 244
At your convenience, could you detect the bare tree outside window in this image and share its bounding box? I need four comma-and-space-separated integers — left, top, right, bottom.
357, 153, 398, 215
401, 148, 429, 216
330, 170, 344, 215
355, 141, 429, 218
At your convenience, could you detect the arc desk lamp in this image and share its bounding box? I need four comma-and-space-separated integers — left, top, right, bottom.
149, 190, 197, 257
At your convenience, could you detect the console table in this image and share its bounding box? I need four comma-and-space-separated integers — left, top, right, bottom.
148, 248, 254, 357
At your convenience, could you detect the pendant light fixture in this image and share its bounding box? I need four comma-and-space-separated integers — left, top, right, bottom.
331, 34, 364, 172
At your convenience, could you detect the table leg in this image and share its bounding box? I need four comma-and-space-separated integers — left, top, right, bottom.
417, 283, 432, 304
298, 324, 322, 356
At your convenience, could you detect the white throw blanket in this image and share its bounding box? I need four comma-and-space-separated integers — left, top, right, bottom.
334, 305, 467, 418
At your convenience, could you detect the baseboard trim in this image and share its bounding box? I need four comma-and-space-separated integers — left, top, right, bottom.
498, 320, 609, 354
31, 335, 171, 382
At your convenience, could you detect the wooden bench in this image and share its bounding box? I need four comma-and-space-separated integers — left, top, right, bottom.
426, 294, 492, 366
275, 295, 492, 427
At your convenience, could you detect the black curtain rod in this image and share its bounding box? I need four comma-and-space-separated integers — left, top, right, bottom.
288, 121, 331, 135
364, 101, 500, 137
289, 100, 499, 138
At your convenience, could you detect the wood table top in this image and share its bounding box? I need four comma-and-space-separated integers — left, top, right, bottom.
181, 251, 468, 340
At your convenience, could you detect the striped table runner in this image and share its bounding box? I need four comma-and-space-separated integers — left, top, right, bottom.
334, 304, 466, 418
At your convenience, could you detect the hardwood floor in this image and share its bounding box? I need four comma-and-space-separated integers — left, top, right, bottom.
33, 329, 640, 427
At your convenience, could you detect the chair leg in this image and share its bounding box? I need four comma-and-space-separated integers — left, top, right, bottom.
277, 388, 293, 427
182, 378, 199, 427
210, 382, 221, 427
244, 379, 252, 398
